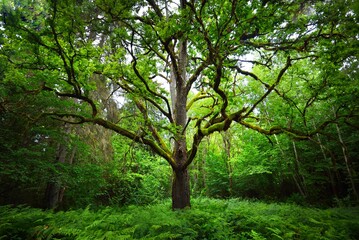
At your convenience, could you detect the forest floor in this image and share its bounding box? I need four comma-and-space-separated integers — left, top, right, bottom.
1, 198, 358, 239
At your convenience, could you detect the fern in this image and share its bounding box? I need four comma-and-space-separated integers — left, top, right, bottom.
1, 199, 358, 239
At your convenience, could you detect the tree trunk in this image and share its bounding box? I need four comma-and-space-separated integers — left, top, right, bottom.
332, 107, 358, 200
169, 11, 190, 208
315, 132, 338, 198
222, 132, 233, 196
172, 168, 191, 209
292, 141, 307, 197
44, 182, 66, 209
166, 0, 190, 210
171, 134, 191, 209
44, 125, 77, 209
335, 122, 359, 200
44, 142, 68, 209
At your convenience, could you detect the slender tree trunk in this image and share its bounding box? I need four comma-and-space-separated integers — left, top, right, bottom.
335, 122, 359, 200
315, 132, 338, 198
222, 132, 233, 196
273, 134, 305, 197
197, 137, 209, 193
292, 141, 307, 197
312, 120, 342, 197
202, 138, 208, 191
191, 143, 205, 195
273, 135, 285, 182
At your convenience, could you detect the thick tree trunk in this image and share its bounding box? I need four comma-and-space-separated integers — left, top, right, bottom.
167, 0, 190, 209
171, 127, 190, 209
169, 28, 190, 208
172, 168, 191, 209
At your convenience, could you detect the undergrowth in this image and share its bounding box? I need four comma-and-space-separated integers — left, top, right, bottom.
1, 198, 358, 239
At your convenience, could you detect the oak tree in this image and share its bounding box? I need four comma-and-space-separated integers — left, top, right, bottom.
1, 0, 357, 209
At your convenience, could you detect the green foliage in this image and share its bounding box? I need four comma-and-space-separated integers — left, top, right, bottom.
204, 151, 231, 198
1, 198, 359, 240
97, 135, 171, 206
61, 163, 107, 209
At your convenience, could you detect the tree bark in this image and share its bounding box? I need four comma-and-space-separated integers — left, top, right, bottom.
171, 127, 190, 209
172, 168, 191, 209
171, 64, 191, 208
170, 26, 190, 208
169, 0, 190, 209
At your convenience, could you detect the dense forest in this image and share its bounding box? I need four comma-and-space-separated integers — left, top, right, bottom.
1, 0, 359, 239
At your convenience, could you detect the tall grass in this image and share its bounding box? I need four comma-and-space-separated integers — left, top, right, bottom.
1, 198, 358, 239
